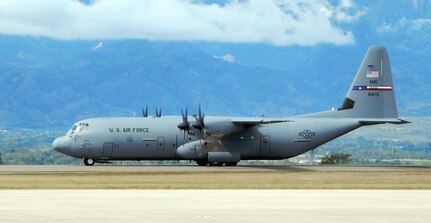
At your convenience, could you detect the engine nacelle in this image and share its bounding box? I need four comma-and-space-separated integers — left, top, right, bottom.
176, 140, 208, 160
203, 118, 243, 137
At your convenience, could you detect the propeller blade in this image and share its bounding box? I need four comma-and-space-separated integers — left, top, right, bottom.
177, 108, 190, 131
192, 105, 205, 130
142, 106, 148, 117
155, 107, 162, 117
181, 109, 188, 123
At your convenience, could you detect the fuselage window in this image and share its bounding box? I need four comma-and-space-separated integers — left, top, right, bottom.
68, 125, 78, 137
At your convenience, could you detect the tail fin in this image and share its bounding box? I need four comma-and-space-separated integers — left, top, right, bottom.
301, 46, 409, 124
338, 46, 398, 118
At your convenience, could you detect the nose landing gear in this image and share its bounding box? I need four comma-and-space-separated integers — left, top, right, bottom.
83, 158, 95, 166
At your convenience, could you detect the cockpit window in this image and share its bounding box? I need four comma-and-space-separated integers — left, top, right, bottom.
75, 123, 89, 132
68, 123, 89, 137
70, 123, 89, 134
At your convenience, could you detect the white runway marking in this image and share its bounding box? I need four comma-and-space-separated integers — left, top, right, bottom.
0, 190, 430, 223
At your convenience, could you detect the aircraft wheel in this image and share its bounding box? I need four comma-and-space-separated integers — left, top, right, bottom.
209, 162, 223, 166
83, 158, 95, 166
195, 160, 208, 166
225, 162, 238, 166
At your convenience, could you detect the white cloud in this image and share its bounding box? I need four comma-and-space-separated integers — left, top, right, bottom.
91, 41, 103, 50
377, 17, 431, 33
320, 0, 366, 23
411, 18, 431, 31
214, 54, 237, 63
376, 22, 397, 33
0, 0, 364, 46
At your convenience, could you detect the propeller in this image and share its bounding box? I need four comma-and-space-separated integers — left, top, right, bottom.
192, 105, 205, 130
177, 108, 190, 142
177, 109, 190, 131
155, 107, 162, 117
142, 106, 148, 118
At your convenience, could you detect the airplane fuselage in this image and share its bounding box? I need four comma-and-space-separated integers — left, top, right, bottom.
52, 46, 408, 166
54, 116, 361, 162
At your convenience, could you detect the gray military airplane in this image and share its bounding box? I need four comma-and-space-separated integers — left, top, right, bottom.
53, 46, 409, 166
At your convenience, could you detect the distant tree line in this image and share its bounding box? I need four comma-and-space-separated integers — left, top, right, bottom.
321, 153, 352, 165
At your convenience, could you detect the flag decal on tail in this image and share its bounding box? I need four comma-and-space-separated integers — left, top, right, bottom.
352, 86, 392, 91
366, 70, 379, 78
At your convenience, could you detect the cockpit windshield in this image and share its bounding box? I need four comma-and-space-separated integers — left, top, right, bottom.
75, 123, 89, 132
69, 123, 89, 136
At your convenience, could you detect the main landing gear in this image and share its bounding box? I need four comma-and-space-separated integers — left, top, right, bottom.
195, 160, 209, 166
83, 158, 95, 166
195, 160, 238, 166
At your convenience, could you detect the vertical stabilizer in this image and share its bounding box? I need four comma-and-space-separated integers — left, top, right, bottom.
338, 46, 398, 118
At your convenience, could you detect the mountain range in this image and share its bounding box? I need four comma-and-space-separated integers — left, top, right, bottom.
0, 0, 430, 128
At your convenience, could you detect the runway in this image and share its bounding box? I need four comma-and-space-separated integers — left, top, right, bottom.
1, 164, 430, 174
0, 190, 430, 223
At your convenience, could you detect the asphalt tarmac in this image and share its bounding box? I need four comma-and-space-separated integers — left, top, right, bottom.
0, 190, 430, 223
0, 164, 430, 174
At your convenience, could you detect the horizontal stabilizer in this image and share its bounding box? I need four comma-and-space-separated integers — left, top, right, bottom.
359, 118, 411, 125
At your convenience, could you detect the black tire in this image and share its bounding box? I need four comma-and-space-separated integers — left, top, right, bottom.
209, 162, 223, 166
83, 158, 95, 166
195, 160, 208, 166
225, 162, 238, 166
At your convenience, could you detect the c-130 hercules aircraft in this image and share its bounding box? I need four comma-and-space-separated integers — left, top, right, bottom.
53, 46, 409, 166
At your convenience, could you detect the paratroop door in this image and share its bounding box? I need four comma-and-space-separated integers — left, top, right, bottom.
260, 135, 270, 156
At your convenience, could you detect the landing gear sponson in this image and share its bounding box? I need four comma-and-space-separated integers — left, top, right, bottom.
195, 160, 238, 166
82, 158, 237, 166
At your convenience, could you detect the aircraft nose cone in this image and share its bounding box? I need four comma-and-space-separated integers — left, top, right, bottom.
52, 136, 71, 155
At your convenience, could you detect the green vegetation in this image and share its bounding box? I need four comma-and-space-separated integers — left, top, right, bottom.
0, 117, 430, 165
316, 117, 431, 165
0, 128, 79, 165
321, 153, 352, 165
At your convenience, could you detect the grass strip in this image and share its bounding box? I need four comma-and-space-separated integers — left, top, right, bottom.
1, 171, 430, 189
